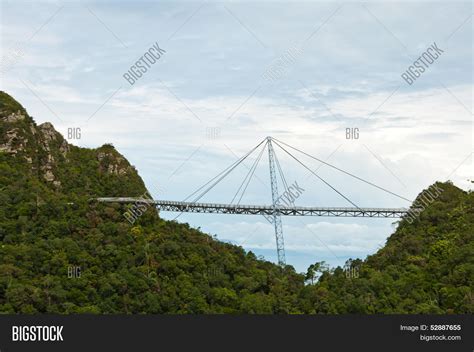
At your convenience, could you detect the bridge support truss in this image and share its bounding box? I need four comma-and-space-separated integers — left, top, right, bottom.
267, 137, 286, 266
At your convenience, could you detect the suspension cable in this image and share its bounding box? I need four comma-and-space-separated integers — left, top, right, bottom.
230, 140, 267, 204
272, 139, 361, 209
187, 138, 267, 203
272, 137, 412, 202
236, 140, 267, 205
273, 145, 292, 205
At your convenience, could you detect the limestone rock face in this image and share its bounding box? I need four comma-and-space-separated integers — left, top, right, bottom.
38, 122, 58, 145
1, 90, 147, 196
97, 148, 130, 176
0, 127, 27, 154
3, 111, 27, 123
0, 92, 67, 187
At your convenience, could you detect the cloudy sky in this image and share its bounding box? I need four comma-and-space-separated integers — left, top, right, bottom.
1, 0, 472, 272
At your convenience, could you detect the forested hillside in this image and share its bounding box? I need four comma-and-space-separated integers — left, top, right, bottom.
299, 182, 473, 313
0, 91, 472, 314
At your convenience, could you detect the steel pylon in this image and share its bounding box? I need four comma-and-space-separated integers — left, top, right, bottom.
266, 137, 286, 266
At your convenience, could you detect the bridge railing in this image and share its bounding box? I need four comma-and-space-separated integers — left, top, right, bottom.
95, 198, 414, 217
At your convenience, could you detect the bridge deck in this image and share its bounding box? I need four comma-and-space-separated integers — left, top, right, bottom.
96, 198, 410, 218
